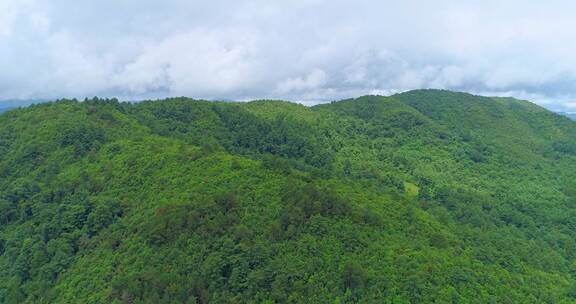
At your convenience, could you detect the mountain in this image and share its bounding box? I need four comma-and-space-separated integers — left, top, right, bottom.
558, 112, 576, 120
1, 90, 576, 303
0, 98, 51, 114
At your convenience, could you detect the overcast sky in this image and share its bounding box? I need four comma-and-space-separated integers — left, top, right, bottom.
2, 0, 576, 110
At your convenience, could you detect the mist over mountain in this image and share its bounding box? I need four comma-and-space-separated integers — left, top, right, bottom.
4, 0, 576, 302
4, 1, 576, 110
558, 112, 576, 120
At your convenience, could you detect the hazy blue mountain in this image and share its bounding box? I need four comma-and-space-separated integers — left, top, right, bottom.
558, 111, 576, 120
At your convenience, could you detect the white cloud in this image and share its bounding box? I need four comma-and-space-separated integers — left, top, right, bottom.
110, 29, 262, 98
2, 0, 576, 110
277, 69, 328, 94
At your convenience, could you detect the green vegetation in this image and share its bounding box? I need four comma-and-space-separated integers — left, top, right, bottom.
1, 90, 576, 303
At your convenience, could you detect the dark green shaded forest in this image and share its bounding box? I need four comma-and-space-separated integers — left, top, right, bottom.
1, 90, 576, 303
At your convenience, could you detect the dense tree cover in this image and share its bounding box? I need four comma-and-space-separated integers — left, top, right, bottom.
1, 90, 576, 303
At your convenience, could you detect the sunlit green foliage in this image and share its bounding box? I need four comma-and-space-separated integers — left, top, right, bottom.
1, 90, 576, 303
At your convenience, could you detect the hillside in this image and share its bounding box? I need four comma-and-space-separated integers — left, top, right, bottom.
1, 90, 576, 303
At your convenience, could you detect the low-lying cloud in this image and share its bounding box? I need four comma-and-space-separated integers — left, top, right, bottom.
2, 0, 576, 110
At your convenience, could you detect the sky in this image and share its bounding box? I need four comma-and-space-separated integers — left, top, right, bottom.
2, 0, 576, 110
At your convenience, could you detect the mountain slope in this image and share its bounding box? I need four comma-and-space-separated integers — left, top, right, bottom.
1, 91, 576, 303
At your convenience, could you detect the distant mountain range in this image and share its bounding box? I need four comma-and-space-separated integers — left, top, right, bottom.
0, 107, 14, 114
0, 99, 49, 114
558, 112, 576, 120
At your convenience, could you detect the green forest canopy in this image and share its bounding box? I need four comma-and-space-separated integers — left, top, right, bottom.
1, 89, 576, 303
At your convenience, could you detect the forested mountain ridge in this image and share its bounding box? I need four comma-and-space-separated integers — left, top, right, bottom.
1, 90, 576, 303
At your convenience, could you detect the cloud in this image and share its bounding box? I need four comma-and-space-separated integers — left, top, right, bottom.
110, 29, 263, 98
2, 0, 576, 110
277, 69, 328, 94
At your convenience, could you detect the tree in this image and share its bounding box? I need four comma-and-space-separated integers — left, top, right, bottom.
343, 261, 368, 290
